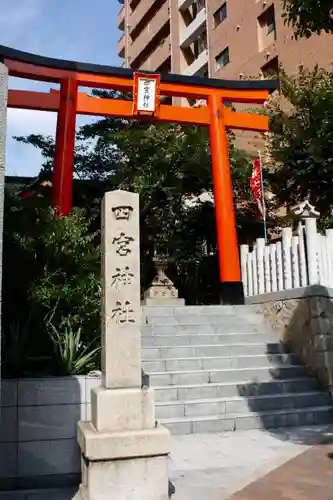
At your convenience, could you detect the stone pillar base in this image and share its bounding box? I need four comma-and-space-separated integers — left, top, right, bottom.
143, 259, 183, 306
76, 422, 171, 500
143, 297, 185, 306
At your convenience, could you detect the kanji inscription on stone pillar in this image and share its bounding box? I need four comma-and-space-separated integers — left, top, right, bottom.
101, 190, 141, 388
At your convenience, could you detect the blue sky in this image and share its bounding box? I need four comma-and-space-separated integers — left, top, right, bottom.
1, 0, 121, 176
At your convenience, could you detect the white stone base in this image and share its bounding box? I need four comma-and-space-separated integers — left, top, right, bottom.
76, 454, 169, 500
91, 386, 155, 432
77, 421, 170, 460
143, 298, 185, 306
76, 423, 171, 500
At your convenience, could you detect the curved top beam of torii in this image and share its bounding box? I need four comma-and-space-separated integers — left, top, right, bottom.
0, 44, 279, 93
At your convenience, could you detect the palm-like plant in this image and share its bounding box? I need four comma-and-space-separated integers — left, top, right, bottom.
47, 317, 100, 375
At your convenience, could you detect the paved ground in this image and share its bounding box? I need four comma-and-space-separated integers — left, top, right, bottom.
0, 426, 331, 500
170, 426, 331, 500
229, 428, 333, 499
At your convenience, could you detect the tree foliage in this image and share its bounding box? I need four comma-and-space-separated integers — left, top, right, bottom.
2, 188, 101, 376
282, 0, 333, 38
264, 65, 333, 223
4, 92, 267, 375
15, 90, 259, 258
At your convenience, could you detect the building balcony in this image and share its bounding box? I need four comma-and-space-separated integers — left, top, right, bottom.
129, 1, 169, 65
117, 34, 125, 58
130, 0, 141, 10
184, 49, 208, 76
148, 36, 171, 71
180, 7, 206, 48
118, 6, 125, 30
178, 0, 195, 12
130, 0, 163, 34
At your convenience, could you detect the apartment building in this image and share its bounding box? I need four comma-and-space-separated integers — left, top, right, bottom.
117, 0, 333, 80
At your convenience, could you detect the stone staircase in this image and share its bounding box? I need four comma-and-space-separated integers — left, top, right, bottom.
141, 305, 333, 435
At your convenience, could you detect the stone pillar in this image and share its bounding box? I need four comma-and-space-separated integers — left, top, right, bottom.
76, 190, 171, 500
0, 65, 8, 406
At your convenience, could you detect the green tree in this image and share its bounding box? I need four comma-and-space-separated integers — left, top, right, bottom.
2, 184, 101, 375
264, 65, 333, 225
12, 94, 262, 309
16, 90, 258, 256
282, 0, 333, 38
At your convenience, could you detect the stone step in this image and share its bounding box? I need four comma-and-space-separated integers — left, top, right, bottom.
142, 314, 265, 327
149, 365, 307, 386
155, 391, 330, 419
141, 324, 269, 335
142, 305, 260, 317
142, 342, 286, 359
142, 332, 280, 347
159, 405, 333, 435
153, 377, 319, 402
142, 353, 299, 373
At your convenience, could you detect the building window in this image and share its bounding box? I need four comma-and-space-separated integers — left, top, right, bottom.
258, 5, 277, 51
194, 0, 205, 13
198, 31, 207, 53
213, 2, 227, 28
261, 56, 279, 78
215, 47, 230, 71
265, 6, 276, 34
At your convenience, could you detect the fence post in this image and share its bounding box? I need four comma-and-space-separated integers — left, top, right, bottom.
247, 253, 253, 296
292, 200, 320, 286
270, 244, 277, 292
291, 235, 300, 288
256, 238, 265, 294
326, 229, 333, 288
318, 234, 328, 287
264, 246, 271, 293
297, 221, 308, 287
240, 245, 249, 297
252, 242, 258, 295
282, 227, 292, 290
276, 241, 283, 291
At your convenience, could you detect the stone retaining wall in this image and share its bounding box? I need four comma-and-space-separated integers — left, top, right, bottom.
247, 285, 333, 394
0, 375, 101, 490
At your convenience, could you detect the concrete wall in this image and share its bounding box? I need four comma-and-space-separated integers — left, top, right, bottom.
0, 375, 101, 490
248, 286, 333, 395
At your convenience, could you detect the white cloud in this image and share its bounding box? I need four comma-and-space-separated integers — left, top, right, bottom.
5, 109, 97, 176
7, 109, 57, 138
1, 0, 120, 177
6, 109, 56, 176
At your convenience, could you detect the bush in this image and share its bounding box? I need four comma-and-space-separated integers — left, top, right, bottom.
2, 191, 101, 377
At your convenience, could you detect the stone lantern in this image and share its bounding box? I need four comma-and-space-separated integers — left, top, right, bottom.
143, 243, 184, 306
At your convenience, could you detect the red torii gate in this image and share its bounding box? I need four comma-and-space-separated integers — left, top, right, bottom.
0, 45, 278, 304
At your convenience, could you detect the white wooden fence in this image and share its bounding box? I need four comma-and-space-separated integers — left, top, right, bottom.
241, 216, 333, 297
